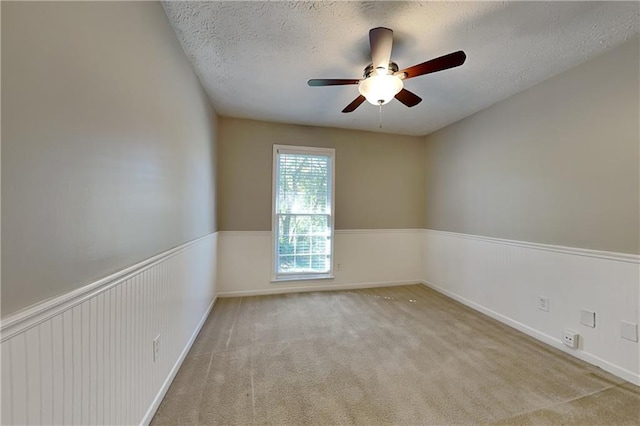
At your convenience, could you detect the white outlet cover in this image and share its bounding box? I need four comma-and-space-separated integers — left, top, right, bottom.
621, 321, 638, 342
538, 296, 549, 312
580, 310, 596, 328
153, 334, 161, 362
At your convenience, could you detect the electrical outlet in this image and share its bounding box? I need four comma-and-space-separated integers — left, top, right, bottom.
538, 296, 549, 312
563, 329, 579, 349
153, 334, 161, 362
336, 263, 342, 271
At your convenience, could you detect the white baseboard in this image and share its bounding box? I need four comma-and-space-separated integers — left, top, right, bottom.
218, 280, 421, 298
0, 233, 219, 426
140, 296, 217, 426
421, 280, 640, 386
218, 229, 424, 296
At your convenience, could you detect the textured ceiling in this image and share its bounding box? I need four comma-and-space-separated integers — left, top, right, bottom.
162, 1, 639, 136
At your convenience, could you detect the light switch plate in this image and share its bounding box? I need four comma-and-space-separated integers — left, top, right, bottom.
580, 309, 596, 328
621, 321, 638, 342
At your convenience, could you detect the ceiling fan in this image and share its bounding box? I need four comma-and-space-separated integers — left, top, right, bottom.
308, 27, 466, 113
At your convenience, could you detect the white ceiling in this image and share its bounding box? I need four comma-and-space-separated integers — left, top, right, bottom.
162, 1, 639, 136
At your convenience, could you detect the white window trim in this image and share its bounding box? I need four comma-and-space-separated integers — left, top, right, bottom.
271, 144, 335, 282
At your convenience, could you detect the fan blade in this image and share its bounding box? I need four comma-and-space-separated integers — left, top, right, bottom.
397, 51, 466, 79
395, 89, 422, 107
369, 27, 394, 72
308, 79, 359, 86
342, 95, 366, 113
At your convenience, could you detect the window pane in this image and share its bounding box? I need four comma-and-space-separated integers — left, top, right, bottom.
274, 147, 334, 277
277, 154, 330, 215
279, 255, 294, 271
311, 255, 328, 270
277, 214, 330, 273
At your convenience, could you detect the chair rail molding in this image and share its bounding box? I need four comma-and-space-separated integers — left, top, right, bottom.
1, 233, 219, 426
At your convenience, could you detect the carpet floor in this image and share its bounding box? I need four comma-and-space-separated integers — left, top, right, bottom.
151, 284, 639, 425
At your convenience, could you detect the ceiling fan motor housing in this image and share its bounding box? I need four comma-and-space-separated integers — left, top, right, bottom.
363, 62, 399, 78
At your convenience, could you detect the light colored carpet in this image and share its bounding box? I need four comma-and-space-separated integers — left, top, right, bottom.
151, 284, 639, 425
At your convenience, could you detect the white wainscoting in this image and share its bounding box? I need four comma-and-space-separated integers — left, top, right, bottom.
422, 229, 640, 385
217, 229, 424, 297
0, 233, 218, 426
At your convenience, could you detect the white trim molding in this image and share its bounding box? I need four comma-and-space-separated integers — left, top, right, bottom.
422, 280, 640, 386
0, 233, 219, 426
140, 297, 216, 426
272, 145, 336, 281
1, 233, 217, 342
422, 229, 640, 386
218, 228, 424, 238
423, 229, 640, 264
218, 230, 271, 238
218, 280, 420, 298
218, 229, 424, 297
336, 228, 425, 235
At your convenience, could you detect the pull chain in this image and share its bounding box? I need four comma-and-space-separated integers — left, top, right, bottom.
378, 101, 383, 129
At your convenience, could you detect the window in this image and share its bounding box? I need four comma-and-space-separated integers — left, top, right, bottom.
272, 145, 335, 281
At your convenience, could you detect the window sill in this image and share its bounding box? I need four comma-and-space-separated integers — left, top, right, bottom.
271, 274, 334, 283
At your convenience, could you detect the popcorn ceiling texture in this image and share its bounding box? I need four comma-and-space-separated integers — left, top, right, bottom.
162, 1, 639, 136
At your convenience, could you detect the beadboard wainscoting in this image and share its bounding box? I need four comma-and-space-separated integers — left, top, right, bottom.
217, 229, 424, 297
0, 233, 218, 426
422, 229, 640, 385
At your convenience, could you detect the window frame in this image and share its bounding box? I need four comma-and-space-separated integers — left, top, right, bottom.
271, 144, 335, 282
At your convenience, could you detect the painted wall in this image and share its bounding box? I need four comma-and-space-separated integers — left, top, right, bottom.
217, 117, 425, 231
421, 39, 640, 384
218, 230, 423, 296
1, 1, 218, 316
422, 230, 639, 385
1, 235, 218, 426
423, 38, 639, 254
215, 38, 640, 384
1, 2, 221, 424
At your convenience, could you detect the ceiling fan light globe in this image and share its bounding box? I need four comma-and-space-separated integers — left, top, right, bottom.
358, 75, 403, 106
375, 67, 388, 76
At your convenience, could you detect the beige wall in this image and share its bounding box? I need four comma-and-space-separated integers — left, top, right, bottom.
424, 38, 639, 254
218, 117, 425, 231
2, 2, 218, 315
